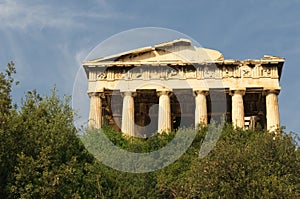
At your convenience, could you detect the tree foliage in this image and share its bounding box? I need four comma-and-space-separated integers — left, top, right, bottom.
157, 126, 300, 198
0, 63, 299, 198
0, 63, 100, 198
0, 62, 19, 196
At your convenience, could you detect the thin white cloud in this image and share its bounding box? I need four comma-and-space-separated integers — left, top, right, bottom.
0, 0, 120, 30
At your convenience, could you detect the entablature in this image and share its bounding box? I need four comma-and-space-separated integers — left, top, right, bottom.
85, 60, 284, 83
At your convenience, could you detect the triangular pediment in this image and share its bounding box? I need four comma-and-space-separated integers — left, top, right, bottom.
83, 39, 224, 66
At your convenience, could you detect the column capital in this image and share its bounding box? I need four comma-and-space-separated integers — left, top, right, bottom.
121, 91, 137, 97
263, 88, 280, 96
88, 92, 104, 98
194, 90, 209, 96
229, 89, 246, 96
157, 90, 172, 97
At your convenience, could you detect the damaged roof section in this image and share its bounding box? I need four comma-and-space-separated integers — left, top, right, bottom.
83, 38, 284, 67
83, 38, 225, 66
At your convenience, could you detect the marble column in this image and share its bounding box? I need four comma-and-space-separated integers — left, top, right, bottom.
121, 91, 135, 136
230, 90, 245, 128
195, 90, 209, 128
88, 92, 103, 129
157, 91, 171, 133
265, 89, 280, 131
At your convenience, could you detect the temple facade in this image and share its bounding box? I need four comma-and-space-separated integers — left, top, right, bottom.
83, 39, 284, 136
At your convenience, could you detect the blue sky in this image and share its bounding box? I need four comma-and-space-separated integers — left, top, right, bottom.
0, 0, 300, 135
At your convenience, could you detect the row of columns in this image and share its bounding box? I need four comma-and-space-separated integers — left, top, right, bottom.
120, 91, 172, 135
88, 89, 280, 134
230, 89, 280, 131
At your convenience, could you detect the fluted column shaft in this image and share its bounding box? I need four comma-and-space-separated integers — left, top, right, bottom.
88, 92, 102, 129
231, 90, 245, 128
265, 90, 280, 131
121, 92, 135, 136
158, 91, 171, 133
195, 90, 208, 128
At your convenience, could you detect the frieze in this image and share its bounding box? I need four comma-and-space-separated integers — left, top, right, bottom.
203, 66, 221, 79
91, 64, 279, 81
240, 64, 252, 78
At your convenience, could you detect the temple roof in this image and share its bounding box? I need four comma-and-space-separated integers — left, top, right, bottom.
83, 38, 285, 68
83, 39, 225, 66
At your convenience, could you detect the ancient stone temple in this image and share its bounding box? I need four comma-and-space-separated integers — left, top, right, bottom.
83, 39, 284, 136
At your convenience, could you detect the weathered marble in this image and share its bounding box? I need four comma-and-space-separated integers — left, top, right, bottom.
231, 90, 245, 128
121, 92, 135, 136
265, 90, 280, 131
88, 92, 102, 129
157, 91, 171, 133
195, 90, 209, 127
83, 39, 285, 133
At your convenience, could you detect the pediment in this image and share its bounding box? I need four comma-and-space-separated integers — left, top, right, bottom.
84, 39, 224, 66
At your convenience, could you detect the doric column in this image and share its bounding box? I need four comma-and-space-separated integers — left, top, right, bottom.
157, 91, 171, 133
121, 91, 135, 136
230, 89, 245, 128
265, 89, 280, 131
88, 92, 103, 129
194, 90, 209, 128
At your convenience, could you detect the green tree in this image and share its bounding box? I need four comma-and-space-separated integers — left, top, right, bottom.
7, 90, 103, 198
157, 125, 300, 198
0, 63, 104, 198
0, 62, 19, 197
